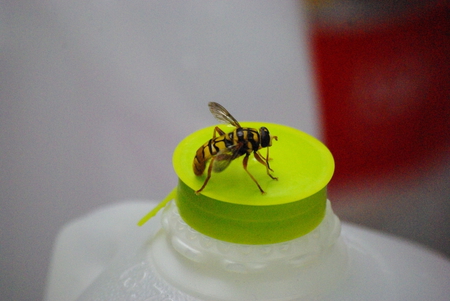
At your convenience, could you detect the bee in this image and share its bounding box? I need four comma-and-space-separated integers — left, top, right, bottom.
193, 102, 278, 194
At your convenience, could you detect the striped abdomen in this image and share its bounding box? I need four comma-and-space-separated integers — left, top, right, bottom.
193, 135, 232, 175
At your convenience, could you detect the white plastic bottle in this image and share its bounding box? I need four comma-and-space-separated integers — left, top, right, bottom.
45, 199, 450, 301
46, 124, 450, 301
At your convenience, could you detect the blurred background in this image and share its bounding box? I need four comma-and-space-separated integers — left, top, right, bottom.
1, 1, 448, 300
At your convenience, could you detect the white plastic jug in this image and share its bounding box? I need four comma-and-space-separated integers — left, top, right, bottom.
45, 199, 450, 301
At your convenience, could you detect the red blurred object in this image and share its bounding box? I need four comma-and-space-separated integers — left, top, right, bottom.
311, 2, 450, 186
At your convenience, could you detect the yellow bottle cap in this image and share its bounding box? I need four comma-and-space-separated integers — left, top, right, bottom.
173, 122, 334, 244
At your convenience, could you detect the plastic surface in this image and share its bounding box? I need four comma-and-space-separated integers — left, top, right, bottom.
45, 200, 450, 301
172, 123, 334, 244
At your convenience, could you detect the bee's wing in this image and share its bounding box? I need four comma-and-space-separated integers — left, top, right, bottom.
212, 144, 242, 173
208, 102, 241, 128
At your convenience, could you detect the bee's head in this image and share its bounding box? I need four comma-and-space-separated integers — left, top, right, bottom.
259, 127, 277, 148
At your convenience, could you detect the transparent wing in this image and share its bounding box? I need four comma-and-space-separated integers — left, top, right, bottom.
212, 144, 242, 173
208, 102, 241, 128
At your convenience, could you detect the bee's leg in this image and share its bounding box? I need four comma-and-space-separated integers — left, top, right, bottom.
243, 153, 265, 194
254, 151, 278, 180
212, 126, 226, 139
265, 147, 275, 172
196, 157, 215, 195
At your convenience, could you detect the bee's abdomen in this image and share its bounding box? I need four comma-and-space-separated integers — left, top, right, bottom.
193, 136, 231, 176
193, 142, 209, 175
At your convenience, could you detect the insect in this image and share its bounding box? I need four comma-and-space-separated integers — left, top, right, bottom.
193, 102, 278, 194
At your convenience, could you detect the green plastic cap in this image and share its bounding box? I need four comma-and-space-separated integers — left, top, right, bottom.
173, 122, 334, 245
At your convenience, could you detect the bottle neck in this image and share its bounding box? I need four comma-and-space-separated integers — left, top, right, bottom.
161, 199, 342, 273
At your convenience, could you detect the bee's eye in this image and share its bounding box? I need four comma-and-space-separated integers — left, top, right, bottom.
259, 127, 270, 147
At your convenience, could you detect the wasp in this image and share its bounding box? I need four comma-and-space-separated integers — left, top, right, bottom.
193, 102, 278, 194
